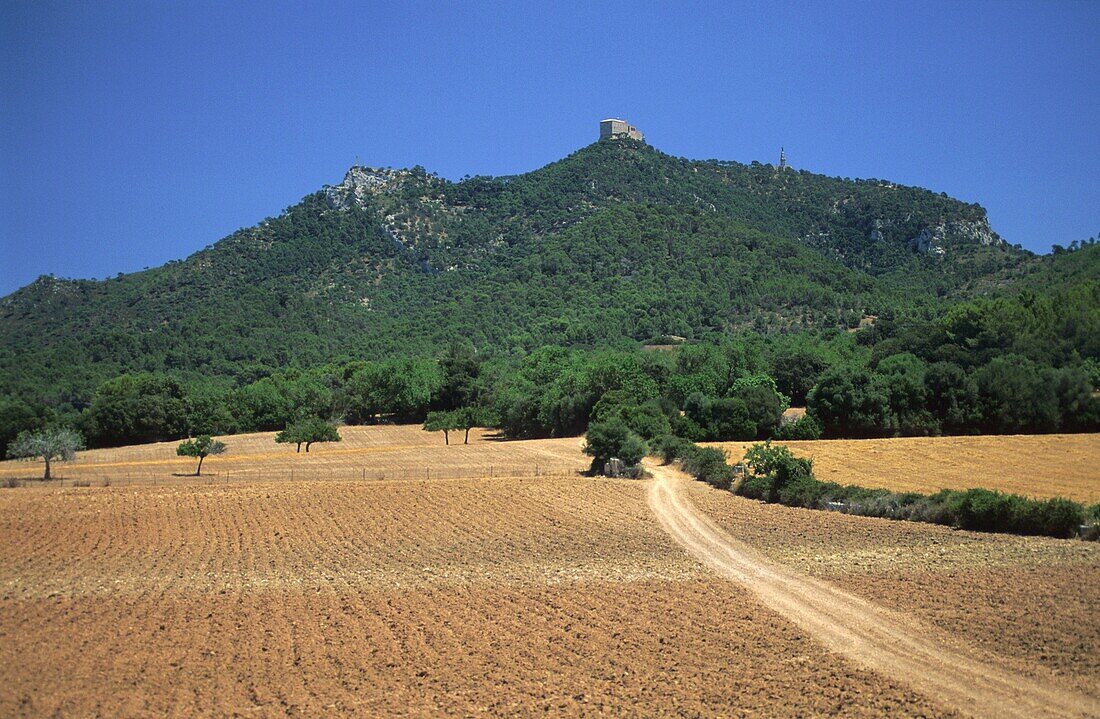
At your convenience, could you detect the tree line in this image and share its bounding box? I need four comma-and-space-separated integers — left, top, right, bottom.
3, 283, 1097, 463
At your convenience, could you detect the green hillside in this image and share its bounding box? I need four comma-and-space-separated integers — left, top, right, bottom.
0, 137, 1088, 411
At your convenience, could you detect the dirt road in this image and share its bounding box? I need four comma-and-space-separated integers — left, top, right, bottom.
646, 463, 1100, 719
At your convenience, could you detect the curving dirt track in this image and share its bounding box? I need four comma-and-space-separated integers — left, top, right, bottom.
647, 462, 1100, 719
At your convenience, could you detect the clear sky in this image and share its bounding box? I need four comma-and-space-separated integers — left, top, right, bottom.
2, 1, 1097, 295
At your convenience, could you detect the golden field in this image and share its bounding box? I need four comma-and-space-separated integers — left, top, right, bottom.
710, 433, 1100, 503
0, 424, 588, 486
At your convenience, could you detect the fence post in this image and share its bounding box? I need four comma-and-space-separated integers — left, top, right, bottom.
426, 467, 430, 481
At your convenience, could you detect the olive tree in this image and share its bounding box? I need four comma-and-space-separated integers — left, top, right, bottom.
424, 407, 487, 445
6, 427, 84, 480
176, 435, 226, 475
423, 410, 459, 445
275, 418, 341, 453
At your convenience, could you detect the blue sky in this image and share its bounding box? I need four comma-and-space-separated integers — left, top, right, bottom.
1, 0, 1097, 294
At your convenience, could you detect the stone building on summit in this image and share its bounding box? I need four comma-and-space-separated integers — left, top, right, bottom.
599, 118, 644, 141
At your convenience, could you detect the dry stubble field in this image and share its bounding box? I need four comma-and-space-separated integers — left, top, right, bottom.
0, 424, 589, 486
709, 433, 1100, 503
0, 426, 1097, 717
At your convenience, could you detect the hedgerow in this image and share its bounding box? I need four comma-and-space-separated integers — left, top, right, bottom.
661, 437, 1093, 540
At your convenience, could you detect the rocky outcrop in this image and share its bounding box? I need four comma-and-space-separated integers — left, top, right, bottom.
908, 219, 1004, 257
324, 166, 412, 210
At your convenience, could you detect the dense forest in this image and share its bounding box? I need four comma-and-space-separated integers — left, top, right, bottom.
1, 137, 1097, 453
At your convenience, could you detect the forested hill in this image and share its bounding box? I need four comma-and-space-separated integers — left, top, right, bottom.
0, 136, 1085, 403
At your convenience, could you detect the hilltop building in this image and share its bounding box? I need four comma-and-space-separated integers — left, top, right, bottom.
600, 118, 644, 142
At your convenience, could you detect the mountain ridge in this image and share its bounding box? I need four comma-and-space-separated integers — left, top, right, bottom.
0, 138, 1085, 404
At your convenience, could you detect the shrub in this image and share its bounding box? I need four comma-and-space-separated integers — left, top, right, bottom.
737, 474, 774, 501
681, 445, 734, 490
660, 437, 1094, 541
1027, 497, 1084, 538
583, 419, 648, 474
776, 474, 828, 508
904, 488, 1085, 538
657, 434, 692, 464
740, 441, 814, 502
954, 488, 1017, 532
773, 414, 823, 440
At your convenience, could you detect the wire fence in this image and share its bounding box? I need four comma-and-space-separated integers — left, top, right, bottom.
1, 462, 588, 489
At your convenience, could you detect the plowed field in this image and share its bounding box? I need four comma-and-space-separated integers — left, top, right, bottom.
1, 426, 1097, 717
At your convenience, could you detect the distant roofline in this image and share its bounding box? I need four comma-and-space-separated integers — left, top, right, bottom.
600, 118, 627, 123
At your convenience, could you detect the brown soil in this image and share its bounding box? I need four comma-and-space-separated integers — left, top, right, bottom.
686, 477, 1100, 697
1, 426, 1097, 717
708, 433, 1100, 503
649, 463, 1099, 719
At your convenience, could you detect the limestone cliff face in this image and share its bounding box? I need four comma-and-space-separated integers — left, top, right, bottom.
908, 218, 1003, 257
323, 166, 459, 273
323, 166, 414, 210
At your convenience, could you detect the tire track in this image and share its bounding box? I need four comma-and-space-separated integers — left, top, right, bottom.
646, 463, 1100, 719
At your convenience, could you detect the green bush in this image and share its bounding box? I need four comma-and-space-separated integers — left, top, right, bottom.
776, 474, 828, 508
1027, 497, 1084, 538
740, 441, 814, 502
657, 434, 692, 464
583, 418, 648, 473
773, 413, 823, 440
953, 488, 1017, 532
681, 445, 734, 490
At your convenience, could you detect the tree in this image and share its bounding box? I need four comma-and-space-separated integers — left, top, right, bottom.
583, 418, 648, 473
176, 435, 226, 475
807, 366, 893, 438
275, 418, 341, 452
590, 390, 671, 440
85, 374, 190, 446
452, 406, 484, 444
924, 362, 980, 434
769, 346, 827, 406
345, 359, 442, 423
731, 381, 786, 439
7, 427, 85, 480
875, 353, 933, 435
438, 343, 483, 410
423, 411, 459, 445
677, 393, 755, 441
0, 399, 51, 459
974, 355, 1060, 434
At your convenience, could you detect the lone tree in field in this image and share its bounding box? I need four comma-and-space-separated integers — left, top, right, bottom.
6, 427, 84, 480
423, 411, 457, 445
177, 435, 226, 475
275, 418, 341, 453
